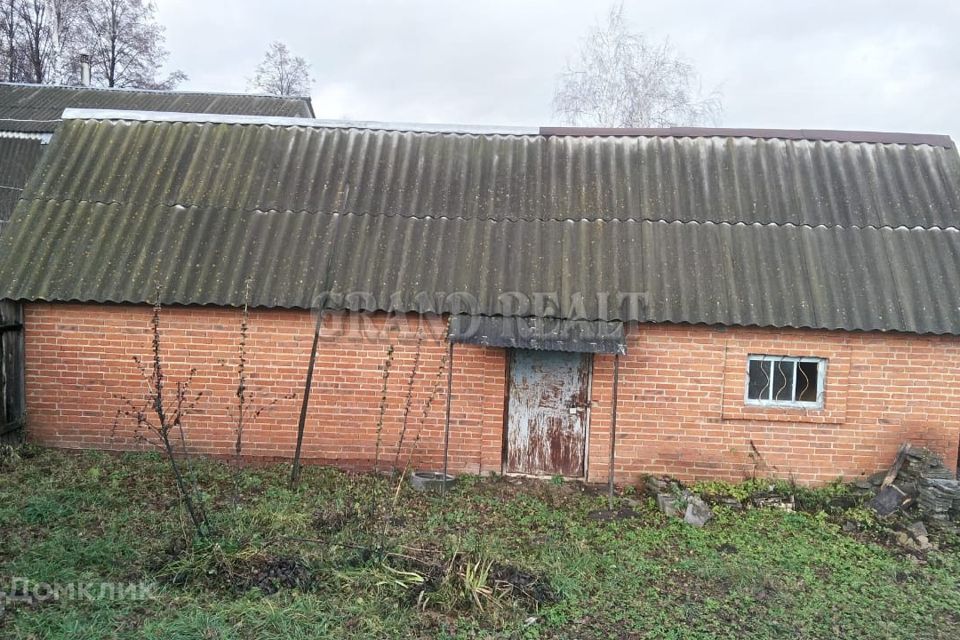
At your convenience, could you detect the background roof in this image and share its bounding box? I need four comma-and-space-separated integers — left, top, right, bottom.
0, 83, 314, 133
1, 114, 959, 334
0, 135, 43, 228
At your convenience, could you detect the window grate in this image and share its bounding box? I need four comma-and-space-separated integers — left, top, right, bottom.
745, 355, 825, 408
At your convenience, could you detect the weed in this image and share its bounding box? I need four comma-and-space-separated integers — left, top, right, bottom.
460, 555, 495, 610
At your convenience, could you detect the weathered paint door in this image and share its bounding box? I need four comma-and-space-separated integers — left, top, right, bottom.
505, 349, 591, 477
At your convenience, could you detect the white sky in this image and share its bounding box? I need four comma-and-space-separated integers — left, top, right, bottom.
155, 0, 960, 141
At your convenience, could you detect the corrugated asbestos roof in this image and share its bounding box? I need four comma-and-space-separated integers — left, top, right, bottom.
0, 83, 314, 133
1, 113, 959, 335
0, 135, 43, 227
22, 116, 960, 228
0, 84, 314, 229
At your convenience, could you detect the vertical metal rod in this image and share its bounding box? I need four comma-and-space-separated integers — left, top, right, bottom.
290, 308, 324, 488
608, 353, 620, 509
289, 215, 341, 489
442, 340, 454, 496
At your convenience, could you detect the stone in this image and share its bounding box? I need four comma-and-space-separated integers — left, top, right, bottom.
918, 478, 960, 520
895, 529, 933, 552
897, 447, 954, 489
751, 494, 795, 511
906, 522, 934, 551
906, 521, 928, 541
656, 493, 681, 518
895, 532, 913, 549
646, 475, 678, 496
719, 497, 744, 511
683, 496, 714, 528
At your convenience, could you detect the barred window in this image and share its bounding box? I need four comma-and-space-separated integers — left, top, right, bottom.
745, 355, 825, 408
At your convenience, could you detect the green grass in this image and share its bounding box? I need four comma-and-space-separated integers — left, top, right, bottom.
1, 447, 959, 639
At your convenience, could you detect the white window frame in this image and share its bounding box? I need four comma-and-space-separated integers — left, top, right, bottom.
744, 355, 826, 408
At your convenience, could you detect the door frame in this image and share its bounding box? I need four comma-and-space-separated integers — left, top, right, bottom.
500, 348, 595, 479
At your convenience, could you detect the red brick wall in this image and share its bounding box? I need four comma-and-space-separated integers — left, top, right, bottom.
23, 303, 960, 484
23, 303, 505, 475
587, 324, 960, 484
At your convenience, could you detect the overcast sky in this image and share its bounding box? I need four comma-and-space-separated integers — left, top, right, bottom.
156, 0, 960, 141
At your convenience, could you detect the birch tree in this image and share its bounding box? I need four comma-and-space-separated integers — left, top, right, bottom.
554, 4, 721, 128
250, 41, 312, 96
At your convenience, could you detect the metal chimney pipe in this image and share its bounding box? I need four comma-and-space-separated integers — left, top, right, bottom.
79, 53, 91, 87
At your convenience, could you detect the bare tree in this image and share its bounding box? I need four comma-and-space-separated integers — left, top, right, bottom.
553, 4, 721, 128
16, 0, 56, 83
48, 0, 87, 82
0, 0, 183, 87
76, 0, 185, 88
4, 0, 89, 85
0, 0, 24, 81
250, 41, 311, 96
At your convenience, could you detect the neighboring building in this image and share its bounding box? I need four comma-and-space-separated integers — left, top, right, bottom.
0, 83, 314, 231
0, 110, 959, 484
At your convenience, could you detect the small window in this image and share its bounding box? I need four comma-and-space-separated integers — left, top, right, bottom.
745, 355, 825, 408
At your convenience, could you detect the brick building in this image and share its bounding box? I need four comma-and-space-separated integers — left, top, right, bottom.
1, 111, 959, 484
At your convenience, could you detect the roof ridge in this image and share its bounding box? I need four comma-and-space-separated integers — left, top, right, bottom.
55, 111, 956, 148
539, 126, 955, 148
20, 194, 960, 233
61, 109, 539, 135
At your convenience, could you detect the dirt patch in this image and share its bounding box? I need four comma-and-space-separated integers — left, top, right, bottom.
490, 563, 557, 606
246, 556, 312, 594
387, 548, 556, 613
156, 543, 315, 595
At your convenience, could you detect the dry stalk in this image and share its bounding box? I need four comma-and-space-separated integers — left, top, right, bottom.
393, 351, 448, 505
373, 344, 395, 474
392, 327, 424, 470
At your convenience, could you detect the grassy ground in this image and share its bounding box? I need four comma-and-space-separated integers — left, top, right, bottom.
1, 447, 959, 639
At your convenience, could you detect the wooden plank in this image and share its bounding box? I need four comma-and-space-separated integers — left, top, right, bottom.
0, 301, 25, 445
881, 443, 911, 489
